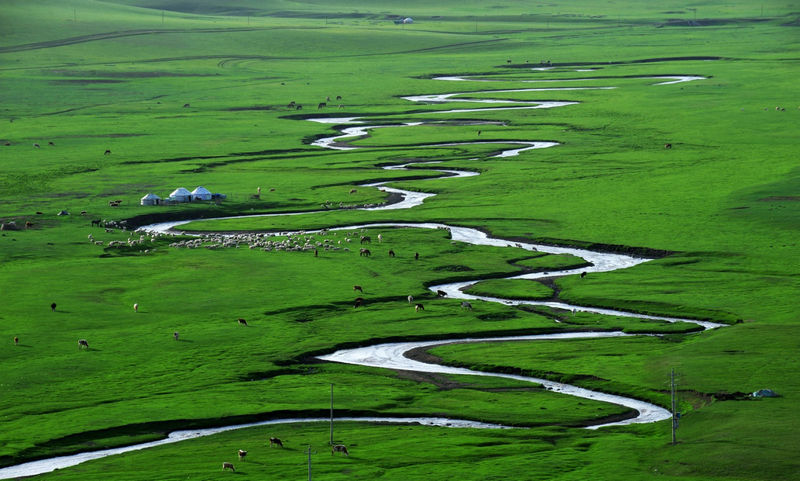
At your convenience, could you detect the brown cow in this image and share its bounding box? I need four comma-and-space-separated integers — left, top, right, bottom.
360, 236, 371, 244
359, 248, 371, 257
353, 285, 363, 293
354, 297, 364, 308
269, 437, 284, 448
580, 272, 587, 278
222, 462, 235, 471
437, 290, 447, 297
14, 336, 19, 346
415, 304, 424, 312
238, 450, 247, 461
104, 149, 111, 155
51, 302, 57, 312
664, 143, 672, 149
238, 318, 248, 326
388, 249, 395, 257
78, 339, 89, 349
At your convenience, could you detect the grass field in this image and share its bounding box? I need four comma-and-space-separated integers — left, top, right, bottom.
1, 0, 799, 479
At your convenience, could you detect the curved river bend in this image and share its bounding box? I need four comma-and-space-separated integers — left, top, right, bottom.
0, 71, 713, 479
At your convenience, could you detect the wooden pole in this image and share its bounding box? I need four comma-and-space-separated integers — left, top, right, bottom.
329, 383, 334, 445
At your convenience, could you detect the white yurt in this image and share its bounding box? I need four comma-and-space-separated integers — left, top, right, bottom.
140, 193, 161, 206
191, 186, 212, 201
169, 187, 192, 203
403, 17, 414, 24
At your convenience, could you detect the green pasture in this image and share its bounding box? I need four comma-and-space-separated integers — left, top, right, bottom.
1, 0, 798, 479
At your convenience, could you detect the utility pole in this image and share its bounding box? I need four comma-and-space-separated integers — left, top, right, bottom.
329, 383, 334, 445
671, 368, 678, 445
306, 445, 314, 481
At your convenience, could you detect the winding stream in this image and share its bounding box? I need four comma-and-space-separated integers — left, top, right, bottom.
0, 71, 711, 479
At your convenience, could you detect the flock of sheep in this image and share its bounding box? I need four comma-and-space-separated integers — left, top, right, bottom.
167, 228, 367, 253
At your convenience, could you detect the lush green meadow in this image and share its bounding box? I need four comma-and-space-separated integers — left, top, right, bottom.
1, 0, 799, 479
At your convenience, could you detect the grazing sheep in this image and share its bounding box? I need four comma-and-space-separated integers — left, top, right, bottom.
407, 295, 414, 304
415, 303, 424, 312
50, 302, 57, 312
78, 339, 89, 349
331, 444, 349, 456
133, 303, 138, 313
461, 301, 473, 310
269, 437, 284, 448
173, 332, 179, 341
353, 285, 363, 293
238, 450, 247, 461
388, 249, 395, 257
14, 336, 19, 346
377, 234, 383, 243
222, 462, 235, 471
238, 318, 248, 326
437, 290, 447, 297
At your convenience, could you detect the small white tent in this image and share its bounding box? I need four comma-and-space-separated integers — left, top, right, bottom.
403, 17, 414, 24
140, 193, 161, 206
169, 187, 192, 202
191, 186, 212, 201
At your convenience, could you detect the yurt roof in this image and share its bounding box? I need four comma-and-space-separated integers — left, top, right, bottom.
141, 193, 161, 200
170, 187, 192, 196
191, 186, 211, 195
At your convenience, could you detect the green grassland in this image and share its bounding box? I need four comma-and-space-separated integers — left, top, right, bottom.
1, 0, 799, 479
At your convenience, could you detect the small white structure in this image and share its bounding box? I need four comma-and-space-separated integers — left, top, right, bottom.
140, 193, 161, 206
168, 187, 192, 203
191, 186, 212, 201
403, 17, 414, 24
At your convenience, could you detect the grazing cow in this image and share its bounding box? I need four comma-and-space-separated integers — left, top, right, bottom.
354, 297, 364, 308
477, 130, 481, 135
336, 95, 342, 100
349, 189, 357, 194
415, 304, 424, 312
36, 211, 43, 215
51, 302, 57, 312
461, 301, 473, 310
296, 105, 302, 110
3, 142, 9, 146
222, 462, 235, 471
338, 104, 344, 109
14, 336, 19, 346
25, 221, 33, 229
317, 102, 327, 109
580, 271, 587, 278
437, 290, 447, 297
326, 96, 331, 102
238, 450, 247, 461
33, 143, 40, 148
360, 236, 371, 244
388, 249, 395, 257
104, 149, 111, 155
507, 59, 512, 63
238, 318, 248, 326
173, 332, 179, 341
80, 210, 87, 215
359, 248, 371, 257
183, 103, 190, 108
78, 339, 89, 349
133, 303, 138, 313
414, 252, 419, 260
353, 285, 363, 293
407, 295, 414, 304
269, 437, 284, 448
331, 444, 349, 456
664, 143, 672, 149
48, 141, 55, 146
91, 219, 102, 227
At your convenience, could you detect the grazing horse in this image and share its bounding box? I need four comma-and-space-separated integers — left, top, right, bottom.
359, 248, 371, 257
354, 297, 364, 308
222, 462, 235, 471
388, 249, 395, 257
51, 302, 57, 312
238, 318, 248, 326
415, 304, 424, 312
91, 219, 102, 227
360, 236, 371, 244
461, 301, 473, 310
238, 450, 247, 461
269, 437, 284, 448
353, 285, 363, 293
173, 332, 179, 341
331, 444, 349, 456
437, 290, 447, 297
580, 272, 587, 278
104, 149, 111, 155
14, 336, 19, 346
78, 339, 89, 349
407, 295, 414, 304
664, 143, 672, 149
